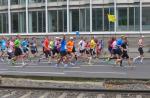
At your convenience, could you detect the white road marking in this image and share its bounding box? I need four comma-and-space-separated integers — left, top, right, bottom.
0, 71, 65, 75
81, 65, 111, 67
97, 94, 105, 98
65, 71, 126, 75
136, 95, 142, 98
0, 69, 8, 71
1, 91, 16, 98
19, 65, 80, 69
77, 93, 85, 98
39, 92, 49, 98
116, 94, 122, 98
19, 92, 32, 98
58, 92, 67, 98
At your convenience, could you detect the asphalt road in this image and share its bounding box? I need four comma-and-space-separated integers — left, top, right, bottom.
0, 58, 150, 79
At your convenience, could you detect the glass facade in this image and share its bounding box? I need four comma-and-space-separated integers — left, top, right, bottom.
0, 0, 8, 6
11, 0, 26, 5
0, 0, 150, 34
0, 13, 8, 33
11, 12, 26, 33
29, 11, 45, 33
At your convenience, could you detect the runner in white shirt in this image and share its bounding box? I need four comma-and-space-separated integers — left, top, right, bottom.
133, 35, 144, 63
78, 37, 86, 56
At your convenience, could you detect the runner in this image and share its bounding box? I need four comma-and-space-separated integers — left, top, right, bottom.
0, 36, 7, 62
30, 37, 38, 60
90, 36, 96, 58
108, 37, 115, 58
78, 37, 86, 57
13, 35, 25, 66
133, 35, 144, 63
7, 37, 14, 63
56, 35, 67, 67
21, 37, 29, 58
43, 36, 51, 63
116, 36, 131, 66
67, 37, 75, 65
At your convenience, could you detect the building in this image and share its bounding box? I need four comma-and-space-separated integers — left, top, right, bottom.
0, 0, 150, 35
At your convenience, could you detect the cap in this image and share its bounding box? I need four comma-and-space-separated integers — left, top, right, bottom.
141, 35, 145, 38
121, 35, 125, 37
56, 37, 60, 39
70, 37, 73, 39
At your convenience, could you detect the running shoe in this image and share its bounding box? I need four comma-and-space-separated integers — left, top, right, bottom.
64, 64, 68, 68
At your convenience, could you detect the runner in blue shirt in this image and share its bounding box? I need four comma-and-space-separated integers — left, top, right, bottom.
21, 38, 29, 54
0, 36, 7, 62
115, 35, 125, 66
56, 35, 68, 67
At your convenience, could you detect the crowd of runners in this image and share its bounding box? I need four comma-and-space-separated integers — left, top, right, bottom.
0, 34, 144, 67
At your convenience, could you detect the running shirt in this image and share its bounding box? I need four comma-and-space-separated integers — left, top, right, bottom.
138, 39, 144, 48
44, 38, 49, 51
21, 40, 28, 48
112, 40, 117, 49
0, 39, 7, 50
116, 38, 124, 47
121, 42, 128, 51
90, 39, 96, 49
14, 39, 21, 48
67, 41, 74, 52
60, 39, 66, 52
108, 39, 113, 48
49, 41, 55, 50
78, 40, 86, 50
7, 41, 14, 53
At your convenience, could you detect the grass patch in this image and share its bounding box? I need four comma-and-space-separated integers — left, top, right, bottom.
1, 75, 150, 84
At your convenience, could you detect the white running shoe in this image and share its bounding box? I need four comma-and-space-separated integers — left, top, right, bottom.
22, 62, 26, 67
55, 64, 58, 67
70, 63, 75, 66
0, 58, 4, 62
133, 58, 136, 63
64, 64, 68, 68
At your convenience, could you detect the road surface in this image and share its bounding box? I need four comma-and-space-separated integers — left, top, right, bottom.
0, 58, 150, 79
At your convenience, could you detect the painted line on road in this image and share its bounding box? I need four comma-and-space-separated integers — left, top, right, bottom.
0, 71, 65, 75
9, 65, 80, 69
0, 69, 8, 71
81, 65, 112, 67
64, 71, 127, 75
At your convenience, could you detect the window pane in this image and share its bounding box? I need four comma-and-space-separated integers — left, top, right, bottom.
3, 13, 8, 33
110, 8, 114, 31
92, 8, 103, 31
0, 0, 8, 6
11, 12, 26, 33
11, 0, 19, 5
48, 10, 57, 32
38, 11, 45, 32
19, 12, 26, 33
104, 8, 109, 31
117, 8, 127, 31
79, 9, 86, 32
64, 10, 67, 32
58, 10, 63, 32
29, 0, 45, 3
11, 13, 18, 33
86, 8, 90, 32
142, 7, 150, 31
135, 7, 140, 31
129, 7, 134, 31
71, 9, 79, 32
32, 12, 37, 32
48, 0, 57, 2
